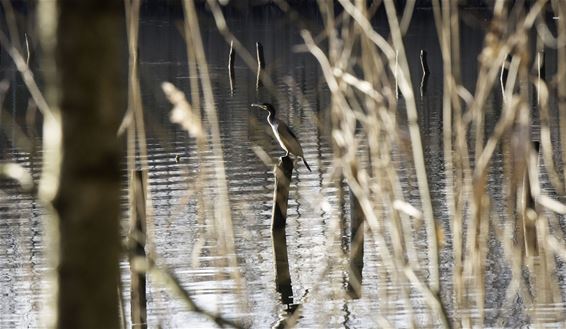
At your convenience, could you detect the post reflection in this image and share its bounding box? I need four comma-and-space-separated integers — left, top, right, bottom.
271, 226, 298, 328
270, 156, 299, 328
347, 187, 364, 299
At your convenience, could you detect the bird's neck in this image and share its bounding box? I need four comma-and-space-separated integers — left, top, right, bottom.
267, 112, 277, 126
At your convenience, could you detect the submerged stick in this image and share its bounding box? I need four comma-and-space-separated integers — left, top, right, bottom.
395, 49, 399, 99
256, 41, 265, 69
256, 42, 265, 89
420, 49, 429, 97
130, 170, 148, 329
383, 0, 440, 294
24, 32, 30, 65
420, 49, 429, 75
228, 40, 235, 94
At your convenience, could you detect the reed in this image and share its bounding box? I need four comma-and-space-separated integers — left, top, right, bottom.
163, 0, 566, 327
276, 0, 566, 327
3, 0, 566, 328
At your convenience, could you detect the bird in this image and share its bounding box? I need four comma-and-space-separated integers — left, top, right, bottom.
251, 103, 311, 172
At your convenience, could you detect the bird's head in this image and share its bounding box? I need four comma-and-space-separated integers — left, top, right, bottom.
251, 103, 276, 116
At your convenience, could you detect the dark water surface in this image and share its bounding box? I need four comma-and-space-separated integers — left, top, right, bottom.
1, 7, 565, 328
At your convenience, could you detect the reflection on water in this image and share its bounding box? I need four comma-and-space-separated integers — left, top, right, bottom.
1, 7, 566, 329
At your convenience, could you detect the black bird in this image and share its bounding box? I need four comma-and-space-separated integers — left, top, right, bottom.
251, 103, 311, 172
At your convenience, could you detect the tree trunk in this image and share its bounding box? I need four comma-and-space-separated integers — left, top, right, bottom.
52, 1, 125, 327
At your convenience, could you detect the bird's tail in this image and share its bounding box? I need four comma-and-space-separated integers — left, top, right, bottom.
302, 158, 312, 172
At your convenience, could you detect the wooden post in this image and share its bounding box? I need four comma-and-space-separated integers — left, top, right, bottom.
271, 156, 293, 230
558, 2, 566, 192
270, 156, 297, 326
256, 42, 265, 89
228, 40, 235, 95
130, 170, 148, 329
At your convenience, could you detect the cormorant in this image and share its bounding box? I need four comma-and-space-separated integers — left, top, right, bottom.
251, 103, 311, 172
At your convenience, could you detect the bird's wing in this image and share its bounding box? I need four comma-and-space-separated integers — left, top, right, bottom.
281, 122, 298, 139
277, 121, 304, 156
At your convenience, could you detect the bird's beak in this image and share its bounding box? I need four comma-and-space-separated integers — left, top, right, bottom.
251, 103, 268, 111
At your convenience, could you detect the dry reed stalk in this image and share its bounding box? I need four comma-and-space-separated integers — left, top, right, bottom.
383, 0, 440, 296
317, 1, 349, 231
455, 2, 527, 324
124, 0, 157, 259
365, 108, 416, 326
535, 59, 564, 193
180, 3, 211, 270
431, 2, 461, 322
528, 139, 563, 312
5, 0, 564, 326
399, 0, 415, 35
557, 2, 566, 187
303, 6, 453, 322
0, 31, 52, 119
452, 78, 472, 325
182, 0, 247, 311
368, 106, 421, 272
517, 30, 537, 260
300, 0, 451, 324
32, 0, 62, 326
476, 194, 490, 327
123, 2, 170, 324
466, 3, 551, 326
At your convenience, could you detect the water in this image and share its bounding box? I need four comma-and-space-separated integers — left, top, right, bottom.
1, 6, 566, 328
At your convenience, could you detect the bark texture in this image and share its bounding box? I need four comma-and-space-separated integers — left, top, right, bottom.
53, 1, 125, 328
